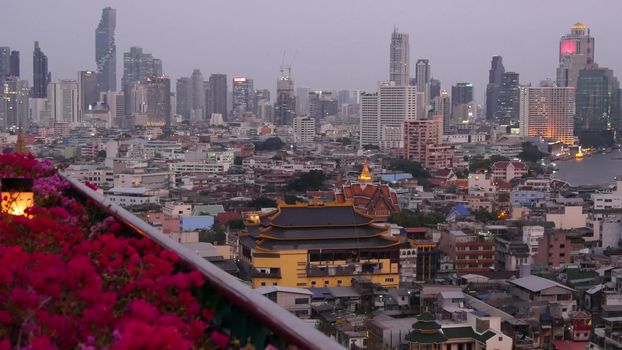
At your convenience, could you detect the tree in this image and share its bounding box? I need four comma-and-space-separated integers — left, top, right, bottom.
283, 194, 303, 204
389, 159, 429, 179
468, 155, 509, 172
287, 170, 326, 192
388, 210, 445, 227
473, 209, 497, 223
362, 144, 380, 150
253, 137, 284, 151
518, 142, 546, 162
234, 156, 243, 166
199, 223, 226, 245
227, 219, 245, 230
248, 196, 277, 210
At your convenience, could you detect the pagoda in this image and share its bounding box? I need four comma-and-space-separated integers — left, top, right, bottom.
335, 161, 400, 221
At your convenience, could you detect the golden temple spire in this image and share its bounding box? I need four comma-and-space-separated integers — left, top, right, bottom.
14, 129, 27, 154
358, 160, 372, 182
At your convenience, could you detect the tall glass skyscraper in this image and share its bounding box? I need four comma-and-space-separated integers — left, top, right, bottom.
575, 67, 621, 146
390, 29, 410, 86
96, 7, 116, 93
207, 74, 228, 121
32, 41, 50, 98
486, 55, 505, 120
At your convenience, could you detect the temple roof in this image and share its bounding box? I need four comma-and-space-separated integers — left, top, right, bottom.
358, 161, 372, 182
257, 237, 399, 251
255, 225, 386, 240
270, 204, 373, 227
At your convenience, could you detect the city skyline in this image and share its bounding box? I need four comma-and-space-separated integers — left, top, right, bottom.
3, 1, 622, 102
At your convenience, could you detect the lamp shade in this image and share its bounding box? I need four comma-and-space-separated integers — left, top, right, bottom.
1, 178, 34, 216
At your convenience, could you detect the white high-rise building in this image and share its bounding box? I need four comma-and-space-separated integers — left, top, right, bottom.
519, 86, 575, 145
390, 29, 410, 86
415, 59, 431, 104
47, 80, 79, 124
433, 90, 452, 133
359, 81, 417, 150
293, 116, 316, 144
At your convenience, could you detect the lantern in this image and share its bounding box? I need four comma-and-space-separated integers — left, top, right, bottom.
1, 178, 34, 216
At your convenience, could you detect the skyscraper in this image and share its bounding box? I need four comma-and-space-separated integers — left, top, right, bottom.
295, 87, 310, 115
47, 80, 79, 124
0, 47, 9, 83
9, 51, 19, 77
33, 42, 50, 98
575, 67, 621, 146
557, 23, 595, 88
0, 77, 30, 130
359, 82, 417, 149
415, 59, 431, 103
486, 55, 505, 120
451, 83, 475, 123
144, 76, 171, 127
429, 79, 441, 101
96, 7, 116, 93
433, 90, 451, 133
78, 71, 99, 118
207, 74, 227, 121
122, 47, 162, 116
122, 47, 162, 86
274, 73, 296, 125
231, 77, 254, 117
496, 72, 520, 124
176, 77, 192, 121
190, 69, 205, 119
519, 86, 575, 145
390, 29, 410, 86
308, 91, 338, 120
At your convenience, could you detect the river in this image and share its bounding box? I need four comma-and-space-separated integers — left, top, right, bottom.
553, 150, 622, 186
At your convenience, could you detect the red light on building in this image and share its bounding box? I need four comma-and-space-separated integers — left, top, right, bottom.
560, 40, 577, 56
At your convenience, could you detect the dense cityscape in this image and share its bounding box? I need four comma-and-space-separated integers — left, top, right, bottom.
3, 4, 622, 350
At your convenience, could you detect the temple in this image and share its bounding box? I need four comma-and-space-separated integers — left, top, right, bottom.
239, 200, 400, 289
335, 161, 400, 221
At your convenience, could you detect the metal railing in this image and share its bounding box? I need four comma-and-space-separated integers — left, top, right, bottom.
60, 172, 343, 350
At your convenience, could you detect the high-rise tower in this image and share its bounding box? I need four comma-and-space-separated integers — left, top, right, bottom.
557, 22, 595, 88
486, 55, 505, 120
33, 41, 50, 98
96, 7, 116, 93
190, 69, 205, 119
390, 29, 410, 86
415, 59, 431, 104
207, 74, 228, 121
274, 69, 296, 125
496, 72, 520, 124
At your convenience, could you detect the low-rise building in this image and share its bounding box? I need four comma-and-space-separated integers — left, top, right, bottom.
508, 275, 575, 318
255, 286, 313, 318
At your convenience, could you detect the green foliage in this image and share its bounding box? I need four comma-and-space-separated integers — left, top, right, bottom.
468, 155, 509, 172
227, 219, 245, 230
336, 137, 351, 145
253, 137, 284, 151
389, 159, 429, 179
233, 156, 243, 166
248, 196, 277, 210
472, 208, 497, 223
198, 223, 226, 245
388, 210, 445, 227
287, 170, 326, 192
518, 142, 547, 162
362, 144, 380, 150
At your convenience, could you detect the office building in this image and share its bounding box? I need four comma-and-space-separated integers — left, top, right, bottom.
0, 47, 9, 83
359, 82, 417, 149
9, 51, 19, 78
137, 76, 171, 127
254, 89, 270, 116
433, 90, 451, 133
274, 74, 296, 125
429, 79, 441, 101
191, 69, 205, 120
176, 77, 192, 120
33, 42, 51, 98
308, 91, 338, 120
207, 74, 227, 121
486, 55, 505, 120
451, 83, 474, 122
519, 86, 575, 145
78, 71, 99, 118
293, 116, 316, 144
122, 47, 162, 86
239, 201, 400, 289
575, 67, 621, 145
95, 7, 116, 93
557, 22, 595, 88
337, 90, 350, 108
100, 90, 124, 128
48, 80, 79, 124
296, 87, 310, 115
231, 77, 254, 117
496, 72, 520, 124
0, 77, 30, 130
390, 29, 410, 86
415, 59, 431, 104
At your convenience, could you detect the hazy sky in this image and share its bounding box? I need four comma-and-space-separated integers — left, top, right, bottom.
3, 0, 622, 103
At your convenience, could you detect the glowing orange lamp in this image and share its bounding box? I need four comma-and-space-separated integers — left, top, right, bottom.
1, 178, 34, 216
